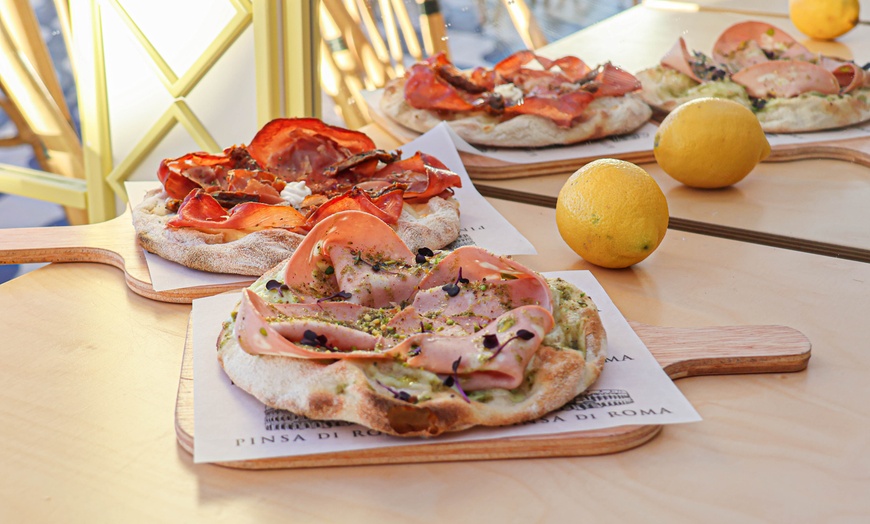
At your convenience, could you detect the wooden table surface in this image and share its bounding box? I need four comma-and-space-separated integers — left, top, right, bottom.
468, 4, 870, 261
688, 0, 870, 23
2, 197, 869, 522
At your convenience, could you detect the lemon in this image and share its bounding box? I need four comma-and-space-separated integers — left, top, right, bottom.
790, 0, 859, 40
654, 98, 771, 189
556, 159, 669, 269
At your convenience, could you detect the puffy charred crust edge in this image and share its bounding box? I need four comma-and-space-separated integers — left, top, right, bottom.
131, 189, 461, 275
216, 272, 607, 437
380, 77, 651, 148
637, 65, 870, 133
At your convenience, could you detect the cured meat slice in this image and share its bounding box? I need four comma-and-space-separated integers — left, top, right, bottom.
712, 21, 813, 70
369, 152, 462, 203
245, 118, 376, 190
282, 211, 421, 304
587, 63, 643, 97
732, 60, 840, 98
387, 305, 554, 390
416, 245, 552, 311
504, 91, 595, 127
230, 210, 573, 393
819, 57, 867, 93
404, 62, 477, 112
235, 289, 387, 357
661, 37, 703, 82
167, 190, 306, 230
302, 186, 405, 229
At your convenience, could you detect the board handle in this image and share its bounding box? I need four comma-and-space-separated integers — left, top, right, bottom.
0, 211, 132, 265
630, 322, 811, 379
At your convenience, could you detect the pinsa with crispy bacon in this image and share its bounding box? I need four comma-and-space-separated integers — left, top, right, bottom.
132, 118, 463, 276
379, 51, 652, 148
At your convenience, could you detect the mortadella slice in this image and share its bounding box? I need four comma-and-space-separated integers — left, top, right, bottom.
282, 211, 421, 305
660, 37, 703, 82
392, 305, 555, 390
712, 21, 813, 71
235, 289, 387, 357
731, 60, 840, 98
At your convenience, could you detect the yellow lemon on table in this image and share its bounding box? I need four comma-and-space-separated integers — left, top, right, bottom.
556, 159, 669, 269
790, 0, 859, 40
654, 97, 771, 189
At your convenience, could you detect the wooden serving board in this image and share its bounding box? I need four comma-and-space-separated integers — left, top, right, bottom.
0, 209, 252, 303
367, 95, 870, 180
175, 321, 811, 469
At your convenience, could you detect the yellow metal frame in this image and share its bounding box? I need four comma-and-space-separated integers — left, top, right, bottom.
72, 0, 320, 222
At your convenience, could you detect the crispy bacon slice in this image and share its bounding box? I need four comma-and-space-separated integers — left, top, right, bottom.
166, 189, 306, 231
494, 50, 591, 84
584, 63, 643, 97
404, 62, 477, 112
505, 90, 595, 127
369, 152, 462, 202
322, 149, 399, 178
245, 118, 376, 189
157, 152, 233, 199
302, 186, 406, 230
157, 152, 284, 202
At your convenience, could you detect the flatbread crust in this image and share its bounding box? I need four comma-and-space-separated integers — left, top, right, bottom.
132, 188, 461, 276
380, 78, 652, 148
637, 65, 870, 133
217, 267, 606, 438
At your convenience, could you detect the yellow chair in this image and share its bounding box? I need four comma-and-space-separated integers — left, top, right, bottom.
0, 0, 88, 224
319, 0, 451, 129
320, 0, 549, 129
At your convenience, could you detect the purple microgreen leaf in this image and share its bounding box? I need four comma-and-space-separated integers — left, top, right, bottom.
457, 267, 469, 284
408, 344, 422, 357
442, 282, 460, 297
487, 329, 537, 360
442, 375, 455, 387
451, 356, 462, 374
265, 279, 282, 291
453, 377, 471, 404
317, 290, 352, 303
375, 380, 416, 403
516, 329, 535, 341
415, 247, 434, 264
300, 329, 330, 349
482, 333, 499, 349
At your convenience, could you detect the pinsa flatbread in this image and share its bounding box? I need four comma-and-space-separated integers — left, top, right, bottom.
380, 51, 652, 148
132, 118, 462, 276
637, 21, 870, 133
218, 210, 606, 437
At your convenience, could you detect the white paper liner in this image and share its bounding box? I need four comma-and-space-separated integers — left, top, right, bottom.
192, 270, 701, 464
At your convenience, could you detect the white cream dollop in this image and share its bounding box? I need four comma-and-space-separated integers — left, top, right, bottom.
280, 181, 312, 209
493, 82, 523, 104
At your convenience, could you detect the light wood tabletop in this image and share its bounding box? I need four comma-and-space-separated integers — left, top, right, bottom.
2, 197, 869, 522
687, 0, 870, 23
460, 4, 870, 262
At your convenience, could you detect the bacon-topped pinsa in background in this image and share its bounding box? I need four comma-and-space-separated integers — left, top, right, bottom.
637, 21, 870, 133
132, 117, 464, 276
379, 51, 653, 148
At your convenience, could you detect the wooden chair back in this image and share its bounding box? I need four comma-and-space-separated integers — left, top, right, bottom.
0, 0, 87, 224
320, 0, 548, 128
